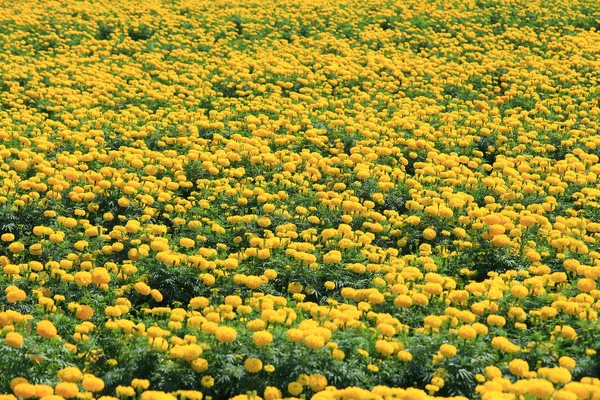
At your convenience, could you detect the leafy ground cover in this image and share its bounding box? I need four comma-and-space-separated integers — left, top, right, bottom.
1, 0, 600, 399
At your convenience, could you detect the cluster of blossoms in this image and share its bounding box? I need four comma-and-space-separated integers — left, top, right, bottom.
1, 0, 600, 399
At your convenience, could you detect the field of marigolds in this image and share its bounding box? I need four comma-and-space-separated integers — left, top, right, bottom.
2, 0, 600, 399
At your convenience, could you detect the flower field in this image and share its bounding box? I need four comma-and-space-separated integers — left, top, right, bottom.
1, 0, 600, 398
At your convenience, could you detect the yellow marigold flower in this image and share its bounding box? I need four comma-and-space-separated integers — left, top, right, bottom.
491, 336, 520, 353
29, 243, 43, 256
223, 258, 238, 270
509, 359, 529, 376
368, 291, 385, 304
150, 289, 163, 302
134, 282, 152, 296
189, 296, 209, 309
175, 391, 202, 400
423, 228, 437, 241
424, 282, 443, 296
149, 337, 168, 351
58, 367, 83, 382
1, 233, 15, 242
131, 379, 150, 390
323, 250, 342, 263
215, 326, 237, 343
140, 391, 177, 400
488, 224, 506, 236
8, 242, 25, 253
394, 294, 412, 308
82, 376, 105, 392
487, 315, 506, 327
244, 357, 262, 373
368, 364, 379, 372
118, 197, 131, 208
55, 382, 79, 398
526, 379, 554, 399
308, 374, 327, 392
91, 268, 110, 285
331, 348, 345, 360
286, 328, 304, 343
287, 382, 303, 396
252, 361, 269, 373
10, 378, 28, 391
13, 383, 36, 399
34, 385, 53, 397
288, 282, 303, 293
245, 275, 263, 289
457, 325, 477, 340
439, 344, 457, 358
264, 386, 282, 400
74, 271, 92, 287
559, 356, 576, 371
375, 340, 395, 356
5, 332, 24, 348
484, 366, 502, 380
191, 358, 208, 373
538, 367, 572, 384
520, 215, 537, 227
179, 238, 195, 248
37, 320, 57, 339
201, 376, 214, 388
491, 234, 510, 247
577, 278, 596, 293
116, 386, 135, 397
252, 330, 273, 347
6, 289, 26, 303
377, 323, 396, 337
560, 325, 578, 340
263, 268, 277, 280
397, 350, 412, 362
304, 334, 325, 349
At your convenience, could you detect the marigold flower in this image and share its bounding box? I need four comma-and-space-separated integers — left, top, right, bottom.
200, 376, 214, 388
559, 356, 576, 371
323, 250, 342, 263
6, 289, 26, 303
394, 294, 412, 308
561, 325, 578, 340
375, 340, 395, 356
55, 382, 79, 398
82, 376, 105, 392
264, 386, 282, 400
252, 330, 273, 347
509, 359, 529, 376
526, 379, 554, 399
37, 320, 57, 339
58, 367, 83, 382
215, 326, 237, 343
13, 384, 36, 399
244, 357, 262, 373
439, 343, 457, 358
134, 282, 152, 296
131, 379, 150, 390
116, 386, 135, 397
308, 374, 327, 392
457, 325, 477, 340
423, 228, 437, 240
5, 332, 24, 348
491, 234, 510, 247
191, 358, 209, 373
287, 382, 303, 396
397, 350, 412, 362
304, 334, 325, 349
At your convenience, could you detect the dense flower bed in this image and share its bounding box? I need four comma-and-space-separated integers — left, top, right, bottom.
1, 0, 600, 399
